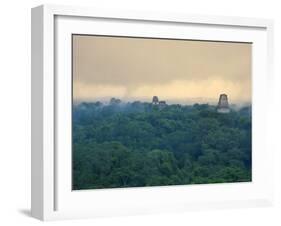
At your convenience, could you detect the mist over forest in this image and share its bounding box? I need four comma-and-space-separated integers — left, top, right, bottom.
73, 99, 251, 190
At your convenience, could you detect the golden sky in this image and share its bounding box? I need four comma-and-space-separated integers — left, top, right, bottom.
73, 35, 251, 104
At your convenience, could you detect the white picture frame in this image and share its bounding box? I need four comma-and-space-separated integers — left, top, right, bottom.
31, 4, 274, 221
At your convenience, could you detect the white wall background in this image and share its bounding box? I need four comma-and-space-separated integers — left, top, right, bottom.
0, 0, 280, 225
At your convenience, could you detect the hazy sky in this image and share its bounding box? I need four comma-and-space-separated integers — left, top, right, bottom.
73, 35, 251, 104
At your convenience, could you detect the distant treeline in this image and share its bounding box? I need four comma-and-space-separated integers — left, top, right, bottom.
73, 101, 252, 190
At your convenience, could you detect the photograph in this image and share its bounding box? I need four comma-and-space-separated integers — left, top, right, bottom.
72, 35, 252, 190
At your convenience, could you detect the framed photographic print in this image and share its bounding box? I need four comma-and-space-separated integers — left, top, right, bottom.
31, 4, 274, 221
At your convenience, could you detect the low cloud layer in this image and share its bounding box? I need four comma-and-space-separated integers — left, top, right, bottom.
73, 35, 251, 104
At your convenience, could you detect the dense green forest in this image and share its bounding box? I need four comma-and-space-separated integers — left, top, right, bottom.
73, 100, 252, 190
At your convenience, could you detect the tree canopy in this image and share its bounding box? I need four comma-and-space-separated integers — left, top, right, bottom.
73, 101, 251, 190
